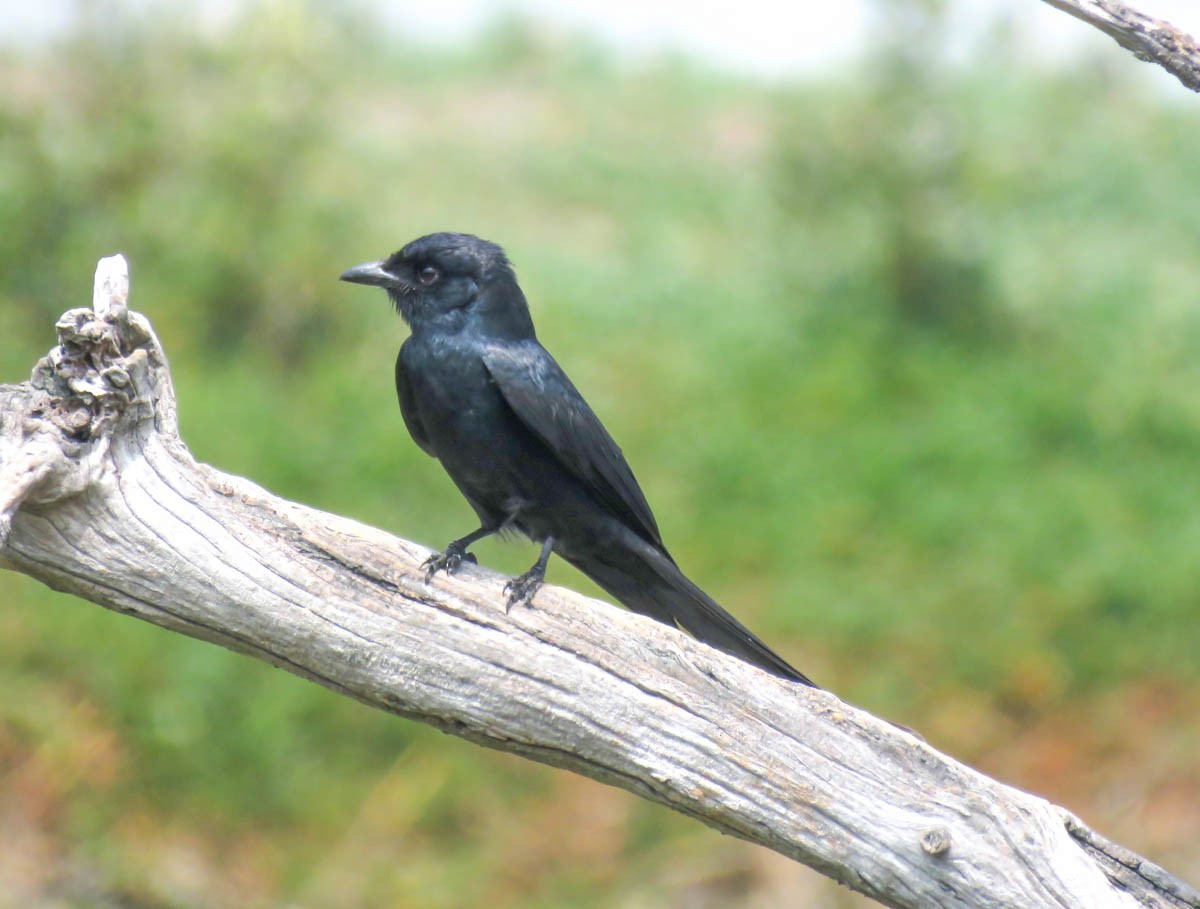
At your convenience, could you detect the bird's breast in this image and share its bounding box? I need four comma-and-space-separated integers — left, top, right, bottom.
403, 336, 536, 484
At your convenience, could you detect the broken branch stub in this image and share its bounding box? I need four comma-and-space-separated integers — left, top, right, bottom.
0, 255, 177, 545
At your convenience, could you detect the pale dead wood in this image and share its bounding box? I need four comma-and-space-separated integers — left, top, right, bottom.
1, 257, 1197, 909
1041, 0, 1200, 92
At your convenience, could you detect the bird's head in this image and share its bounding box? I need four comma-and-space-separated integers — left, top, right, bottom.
341, 232, 535, 339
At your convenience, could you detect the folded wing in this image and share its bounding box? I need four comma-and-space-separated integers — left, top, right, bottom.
482, 341, 666, 553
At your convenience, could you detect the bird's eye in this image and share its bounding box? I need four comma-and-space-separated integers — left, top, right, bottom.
418, 265, 440, 286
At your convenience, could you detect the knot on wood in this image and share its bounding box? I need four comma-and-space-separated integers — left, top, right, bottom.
28, 306, 159, 442
920, 826, 952, 857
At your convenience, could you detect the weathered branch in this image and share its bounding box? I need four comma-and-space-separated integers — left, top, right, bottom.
1041, 0, 1200, 92
2, 257, 1197, 909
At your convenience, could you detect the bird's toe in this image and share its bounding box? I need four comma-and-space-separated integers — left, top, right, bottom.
503, 574, 543, 612
422, 547, 475, 582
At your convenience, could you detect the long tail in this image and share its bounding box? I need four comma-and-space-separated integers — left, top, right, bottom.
561, 533, 817, 687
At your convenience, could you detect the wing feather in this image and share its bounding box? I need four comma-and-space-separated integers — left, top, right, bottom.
482, 342, 664, 550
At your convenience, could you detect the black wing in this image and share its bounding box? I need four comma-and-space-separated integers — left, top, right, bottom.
395, 343, 436, 457
482, 341, 665, 551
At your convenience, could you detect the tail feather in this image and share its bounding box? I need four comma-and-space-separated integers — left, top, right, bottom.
562, 536, 817, 687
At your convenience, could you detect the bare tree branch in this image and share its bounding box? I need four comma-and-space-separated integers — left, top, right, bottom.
1041, 0, 1200, 92
2, 256, 1197, 909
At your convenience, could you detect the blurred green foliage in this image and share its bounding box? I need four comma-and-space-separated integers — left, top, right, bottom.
2, 2, 1199, 906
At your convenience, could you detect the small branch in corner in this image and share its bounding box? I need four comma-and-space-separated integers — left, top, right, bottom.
1041, 0, 1200, 93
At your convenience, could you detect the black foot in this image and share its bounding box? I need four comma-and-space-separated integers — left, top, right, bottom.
503, 567, 545, 612
422, 544, 477, 582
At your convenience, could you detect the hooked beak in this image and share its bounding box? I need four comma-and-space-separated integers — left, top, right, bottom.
339, 261, 395, 287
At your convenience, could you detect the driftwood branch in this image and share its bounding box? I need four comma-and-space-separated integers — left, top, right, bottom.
2, 257, 1197, 909
1041, 0, 1200, 92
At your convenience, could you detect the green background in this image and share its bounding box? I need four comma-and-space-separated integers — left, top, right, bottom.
1, 3, 1197, 906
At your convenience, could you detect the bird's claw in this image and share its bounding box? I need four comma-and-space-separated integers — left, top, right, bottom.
503, 570, 544, 612
422, 546, 476, 582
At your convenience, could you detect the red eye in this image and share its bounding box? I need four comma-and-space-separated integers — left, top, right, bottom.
418, 265, 440, 285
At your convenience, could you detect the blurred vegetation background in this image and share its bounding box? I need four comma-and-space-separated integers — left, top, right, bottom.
1, 1, 1198, 906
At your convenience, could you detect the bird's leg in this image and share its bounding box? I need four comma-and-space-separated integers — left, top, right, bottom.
422, 526, 495, 582
504, 537, 555, 612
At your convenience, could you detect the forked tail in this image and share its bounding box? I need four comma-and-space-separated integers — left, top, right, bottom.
563, 535, 817, 687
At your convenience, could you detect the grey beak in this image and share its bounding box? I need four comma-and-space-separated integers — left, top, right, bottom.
340, 261, 394, 287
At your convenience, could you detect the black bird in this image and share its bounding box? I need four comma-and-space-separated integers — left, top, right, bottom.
341, 233, 815, 686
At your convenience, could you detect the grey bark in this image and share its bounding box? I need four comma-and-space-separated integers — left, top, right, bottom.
1, 256, 1196, 909
1041, 0, 1200, 92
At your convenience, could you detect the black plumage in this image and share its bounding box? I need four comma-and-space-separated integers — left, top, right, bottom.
341, 232, 815, 686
